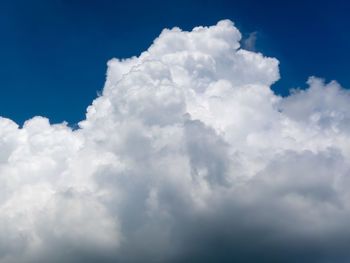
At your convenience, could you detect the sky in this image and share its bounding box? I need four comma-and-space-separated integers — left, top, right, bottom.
1, 1, 350, 263
0, 0, 349, 125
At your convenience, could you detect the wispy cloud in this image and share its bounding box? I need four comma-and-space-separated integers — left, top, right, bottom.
242, 31, 258, 51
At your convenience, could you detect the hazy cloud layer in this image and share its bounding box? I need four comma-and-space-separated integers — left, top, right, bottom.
0, 20, 350, 262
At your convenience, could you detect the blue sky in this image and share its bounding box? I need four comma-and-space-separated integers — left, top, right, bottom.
0, 0, 349, 125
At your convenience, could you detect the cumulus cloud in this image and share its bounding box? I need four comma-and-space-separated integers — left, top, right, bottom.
0, 20, 350, 262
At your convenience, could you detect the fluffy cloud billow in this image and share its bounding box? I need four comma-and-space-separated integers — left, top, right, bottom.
0, 20, 350, 263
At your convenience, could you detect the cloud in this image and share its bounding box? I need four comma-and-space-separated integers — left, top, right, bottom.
242, 31, 258, 51
0, 20, 350, 262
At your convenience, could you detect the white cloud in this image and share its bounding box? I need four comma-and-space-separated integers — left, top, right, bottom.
0, 20, 350, 262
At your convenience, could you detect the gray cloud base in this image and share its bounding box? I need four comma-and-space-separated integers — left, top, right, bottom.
0, 20, 350, 262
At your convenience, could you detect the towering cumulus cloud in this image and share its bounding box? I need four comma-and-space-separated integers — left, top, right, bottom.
1, 20, 350, 263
